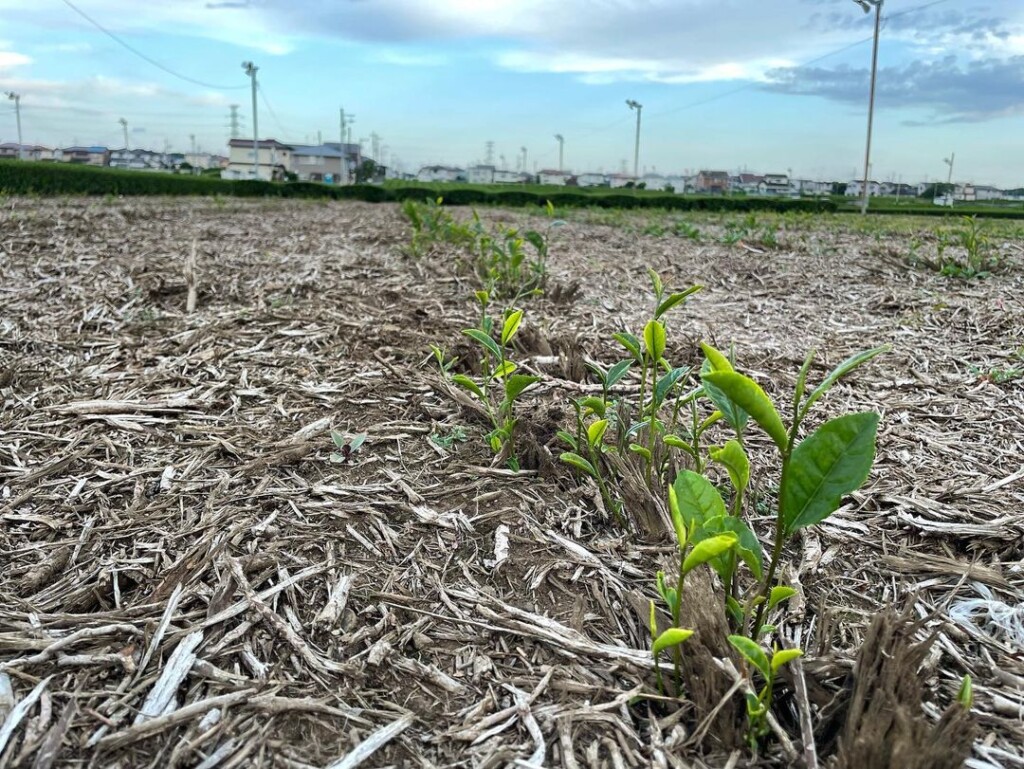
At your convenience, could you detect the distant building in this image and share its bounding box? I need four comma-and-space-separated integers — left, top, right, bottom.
290, 143, 361, 183
109, 148, 169, 171
695, 170, 729, 194
537, 169, 571, 186
666, 175, 690, 193
416, 165, 465, 183
576, 172, 608, 188
608, 173, 637, 189
733, 173, 764, 194
222, 138, 292, 181
641, 173, 672, 191
62, 146, 110, 166
759, 173, 790, 196
493, 169, 529, 184
846, 180, 881, 197
468, 164, 495, 184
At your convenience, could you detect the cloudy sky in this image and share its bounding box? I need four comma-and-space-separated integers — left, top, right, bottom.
1, 0, 1022, 185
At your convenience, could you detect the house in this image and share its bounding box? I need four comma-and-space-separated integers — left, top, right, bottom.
537, 169, 571, 186
695, 170, 729, 194
665, 175, 690, 194
973, 185, 1003, 201
758, 173, 790, 196
416, 165, 464, 183
468, 165, 495, 184
576, 172, 608, 188
222, 138, 293, 181
733, 173, 764, 194
494, 169, 529, 184
641, 173, 672, 191
608, 173, 637, 189
290, 143, 361, 183
845, 180, 881, 197
109, 148, 170, 171
62, 146, 109, 166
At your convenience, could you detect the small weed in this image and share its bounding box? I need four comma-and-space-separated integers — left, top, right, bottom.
934, 216, 1000, 279
673, 220, 702, 241
430, 425, 468, 449
329, 431, 366, 464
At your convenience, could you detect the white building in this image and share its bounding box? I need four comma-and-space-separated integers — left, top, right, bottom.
665, 175, 690, 193
846, 180, 881, 197
494, 169, 528, 184
577, 173, 607, 188
608, 174, 637, 189
759, 173, 790, 196
537, 169, 571, 186
416, 165, 464, 183
222, 138, 292, 181
468, 165, 495, 184
640, 173, 672, 191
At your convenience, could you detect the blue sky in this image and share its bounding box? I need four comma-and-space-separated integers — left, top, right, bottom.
1, 0, 1022, 186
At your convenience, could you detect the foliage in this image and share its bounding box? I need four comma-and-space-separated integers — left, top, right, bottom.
436, 294, 539, 470
935, 216, 1001, 279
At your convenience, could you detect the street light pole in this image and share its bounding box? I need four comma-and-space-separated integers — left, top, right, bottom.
855, 0, 883, 215
626, 99, 642, 179
242, 61, 259, 179
944, 152, 955, 205
5, 92, 23, 160
554, 134, 564, 171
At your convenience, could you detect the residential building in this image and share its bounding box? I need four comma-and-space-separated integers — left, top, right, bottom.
666, 175, 691, 193
733, 173, 764, 194
537, 169, 571, 186
608, 173, 637, 189
222, 138, 292, 181
845, 180, 881, 197
494, 169, 529, 184
109, 148, 169, 171
973, 185, 1004, 201
695, 170, 729, 194
62, 146, 110, 166
289, 143, 361, 183
758, 173, 790, 196
576, 173, 608, 188
640, 173, 672, 191
468, 164, 495, 184
416, 165, 464, 183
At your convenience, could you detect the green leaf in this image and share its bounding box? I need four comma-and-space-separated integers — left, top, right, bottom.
670, 470, 727, 531
560, 452, 597, 478
501, 309, 524, 346
663, 434, 691, 451
451, 374, 485, 400
726, 596, 744, 626
585, 361, 607, 385
699, 411, 724, 434
613, 332, 643, 363
647, 268, 664, 300
710, 440, 750, 493
728, 635, 771, 682
522, 230, 546, 254
606, 359, 633, 389
771, 648, 803, 673
556, 430, 578, 450
348, 434, 366, 452
957, 674, 973, 709
780, 412, 880, 536
474, 290, 490, 307
643, 320, 667, 362
654, 366, 690, 409
652, 628, 695, 657
330, 430, 348, 450
724, 515, 763, 580
628, 443, 652, 461
655, 286, 702, 319
700, 342, 735, 373
491, 360, 517, 380
701, 371, 788, 450
792, 349, 816, 422
463, 328, 502, 360
682, 533, 737, 575
579, 396, 607, 418
768, 586, 797, 611
700, 359, 749, 432
803, 346, 889, 418
504, 373, 540, 402
587, 419, 609, 447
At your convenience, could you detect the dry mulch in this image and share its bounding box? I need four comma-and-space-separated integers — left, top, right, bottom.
1, 197, 1022, 768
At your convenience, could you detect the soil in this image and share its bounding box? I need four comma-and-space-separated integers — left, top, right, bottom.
1, 197, 1022, 768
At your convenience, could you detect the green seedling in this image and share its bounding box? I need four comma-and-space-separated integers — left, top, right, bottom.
728, 635, 803, 751
700, 342, 887, 636
448, 294, 540, 469
330, 431, 367, 464
430, 425, 467, 449
673, 220, 702, 241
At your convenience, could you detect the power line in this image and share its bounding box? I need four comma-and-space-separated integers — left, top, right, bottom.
59, 0, 247, 90
257, 83, 292, 139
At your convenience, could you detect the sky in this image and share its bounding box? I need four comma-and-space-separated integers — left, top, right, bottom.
0, 0, 1022, 186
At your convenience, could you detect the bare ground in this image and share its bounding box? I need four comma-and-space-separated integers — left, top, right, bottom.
0, 197, 1022, 768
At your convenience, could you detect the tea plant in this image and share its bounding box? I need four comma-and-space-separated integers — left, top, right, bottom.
673, 220, 702, 241
728, 635, 803, 750
935, 216, 999, 279
329, 431, 367, 464
401, 197, 476, 257
443, 292, 540, 469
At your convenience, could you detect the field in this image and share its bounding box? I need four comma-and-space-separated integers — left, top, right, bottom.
1, 197, 1022, 768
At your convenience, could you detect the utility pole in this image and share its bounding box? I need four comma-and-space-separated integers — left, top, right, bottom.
626, 99, 642, 178
119, 117, 129, 152
521, 146, 527, 175
554, 134, 564, 171
5, 92, 22, 160
371, 132, 380, 163
485, 140, 494, 165
242, 61, 259, 179
340, 108, 355, 184
228, 105, 240, 139
190, 133, 197, 174
854, 0, 883, 215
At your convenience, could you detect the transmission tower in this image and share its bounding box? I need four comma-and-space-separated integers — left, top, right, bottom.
485, 141, 494, 165
228, 105, 241, 139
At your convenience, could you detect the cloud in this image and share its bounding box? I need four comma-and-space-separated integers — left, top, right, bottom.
763, 54, 1024, 122
0, 51, 31, 69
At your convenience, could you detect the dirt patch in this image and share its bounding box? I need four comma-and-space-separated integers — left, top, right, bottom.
1, 197, 1022, 767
